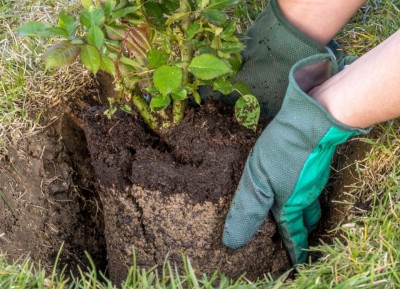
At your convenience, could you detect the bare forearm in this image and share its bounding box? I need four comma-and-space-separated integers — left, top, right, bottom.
311, 29, 400, 128
277, 0, 366, 45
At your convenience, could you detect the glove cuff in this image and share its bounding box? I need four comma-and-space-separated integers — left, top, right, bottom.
286, 54, 370, 133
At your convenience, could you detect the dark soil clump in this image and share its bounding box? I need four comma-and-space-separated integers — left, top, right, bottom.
84, 102, 259, 203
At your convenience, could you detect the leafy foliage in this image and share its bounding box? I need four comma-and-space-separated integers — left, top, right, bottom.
18, 0, 260, 132
234, 95, 260, 132
188, 54, 231, 80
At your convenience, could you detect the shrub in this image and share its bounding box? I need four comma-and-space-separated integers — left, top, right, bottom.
18, 0, 260, 134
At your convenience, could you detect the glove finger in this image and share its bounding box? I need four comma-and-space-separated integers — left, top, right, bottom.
277, 209, 309, 264
303, 199, 321, 233
223, 159, 274, 249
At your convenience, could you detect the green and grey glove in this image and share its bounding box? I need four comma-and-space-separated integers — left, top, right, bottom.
222, 54, 370, 264
201, 0, 353, 120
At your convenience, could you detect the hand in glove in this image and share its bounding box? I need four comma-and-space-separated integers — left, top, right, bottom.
201, 0, 352, 121
222, 54, 369, 264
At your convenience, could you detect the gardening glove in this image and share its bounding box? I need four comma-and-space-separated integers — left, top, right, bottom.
222, 54, 370, 264
201, 0, 355, 121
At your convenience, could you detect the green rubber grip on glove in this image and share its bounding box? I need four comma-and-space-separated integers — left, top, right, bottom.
223, 54, 370, 264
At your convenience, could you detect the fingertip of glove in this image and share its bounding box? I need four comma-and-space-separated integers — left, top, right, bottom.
222, 227, 245, 250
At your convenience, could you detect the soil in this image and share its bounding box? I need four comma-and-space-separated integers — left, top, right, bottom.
84, 102, 259, 203
0, 117, 107, 275
82, 103, 289, 284
0, 74, 371, 286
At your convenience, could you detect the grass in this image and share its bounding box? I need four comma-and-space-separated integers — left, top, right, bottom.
0, 0, 92, 158
1, 0, 400, 288
0, 251, 281, 289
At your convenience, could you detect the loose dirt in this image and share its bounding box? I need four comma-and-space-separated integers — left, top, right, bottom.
0, 120, 107, 274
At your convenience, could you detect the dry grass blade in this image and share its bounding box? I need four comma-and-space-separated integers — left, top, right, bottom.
0, 190, 16, 216
0, 0, 99, 157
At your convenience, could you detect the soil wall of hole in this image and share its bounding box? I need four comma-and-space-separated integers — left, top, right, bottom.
0, 117, 108, 275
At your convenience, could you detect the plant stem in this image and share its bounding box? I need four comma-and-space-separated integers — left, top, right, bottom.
173, 100, 187, 124
173, 0, 192, 124
132, 94, 158, 131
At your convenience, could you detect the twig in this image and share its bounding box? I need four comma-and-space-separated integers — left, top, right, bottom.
0, 190, 17, 216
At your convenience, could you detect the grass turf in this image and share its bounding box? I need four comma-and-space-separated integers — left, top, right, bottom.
1, 0, 399, 288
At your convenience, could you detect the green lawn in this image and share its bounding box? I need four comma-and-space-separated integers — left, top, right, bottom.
1, 0, 399, 288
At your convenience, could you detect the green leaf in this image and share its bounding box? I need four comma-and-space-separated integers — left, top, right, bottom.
234, 81, 251, 95
228, 53, 242, 72
119, 57, 141, 69
220, 41, 244, 53
104, 0, 116, 17
80, 10, 91, 28
100, 55, 116, 75
194, 40, 212, 49
88, 25, 104, 49
90, 7, 105, 26
213, 77, 234, 95
165, 12, 189, 26
144, 2, 164, 27
153, 65, 183, 96
110, 6, 140, 21
104, 39, 120, 52
147, 48, 168, 69
234, 94, 260, 131
192, 90, 201, 105
18, 21, 50, 37
196, 0, 209, 8
120, 104, 132, 113
221, 20, 236, 39
208, 0, 240, 9
115, 0, 127, 10
58, 10, 78, 36
45, 27, 68, 37
104, 106, 117, 119
201, 8, 227, 25
210, 35, 221, 50
80, 44, 101, 74
105, 24, 126, 40
150, 94, 171, 110
171, 88, 187, 101
71, 38, 85, 45
187, 20, 200, 39
81, 0, 92, 10
162, 0, 180, 12
188, 54, 231, 80
146, 86, 159, 95
43, 41, 80, 69
81, 7, 105, 28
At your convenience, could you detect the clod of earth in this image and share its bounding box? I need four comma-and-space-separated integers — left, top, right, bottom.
82, 104, 290, 284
